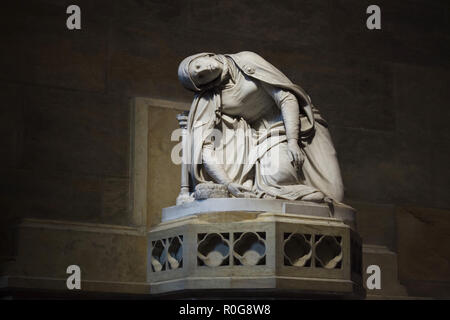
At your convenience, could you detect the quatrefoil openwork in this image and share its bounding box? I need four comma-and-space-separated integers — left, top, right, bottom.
197, 233, 230, 267
315, 235, 342, 269
233, 232, 266, 266
283, 233, 312, 267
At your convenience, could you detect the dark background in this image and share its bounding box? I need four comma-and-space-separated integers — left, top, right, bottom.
1, 0, 449, 298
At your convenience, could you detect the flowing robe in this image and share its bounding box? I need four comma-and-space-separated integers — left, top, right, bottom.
186, 51, 344, 202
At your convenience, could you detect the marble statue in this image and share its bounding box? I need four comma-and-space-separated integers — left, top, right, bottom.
149, 54, 362, 296
177, 51, 344, 204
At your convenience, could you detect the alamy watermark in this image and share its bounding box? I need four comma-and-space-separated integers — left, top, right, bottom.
366, 264, 382, 290
66, 5, 81, 30
66, 264, 81, 290
170, 127, 284, 176
65, 5, 381, 32
366, 5, 381, 30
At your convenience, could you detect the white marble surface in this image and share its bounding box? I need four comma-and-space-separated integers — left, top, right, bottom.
178, 52, 345, 203
162, 198, 356, 229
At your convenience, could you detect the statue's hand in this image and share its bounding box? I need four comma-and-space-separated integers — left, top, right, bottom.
227, 183, 256, 198
287, 139, 305, 169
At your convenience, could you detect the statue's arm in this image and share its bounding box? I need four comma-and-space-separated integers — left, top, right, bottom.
262, 83, 304, 166
262, 83, 300, 142
202, 143, 255, 197
201, 143, 232, 186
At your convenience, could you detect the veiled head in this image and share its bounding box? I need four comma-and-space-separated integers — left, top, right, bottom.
178, 53, 224, 92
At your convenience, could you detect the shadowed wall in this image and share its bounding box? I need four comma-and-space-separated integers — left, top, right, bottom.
1, 0, 449, 297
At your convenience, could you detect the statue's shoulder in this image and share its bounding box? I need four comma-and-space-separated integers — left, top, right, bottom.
229, 51, 269, 65
233, 51, 264, 59
228, 51, 292, 86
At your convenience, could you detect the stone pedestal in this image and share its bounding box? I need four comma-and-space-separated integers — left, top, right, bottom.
147, 199, 365, 298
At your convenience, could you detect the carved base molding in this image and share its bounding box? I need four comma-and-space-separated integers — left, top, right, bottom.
147, 209, 365, 298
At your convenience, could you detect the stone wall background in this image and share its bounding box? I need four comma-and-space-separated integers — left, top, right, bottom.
1, 0, 449, 296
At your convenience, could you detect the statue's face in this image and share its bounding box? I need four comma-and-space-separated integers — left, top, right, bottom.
188, 55, 223, 86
